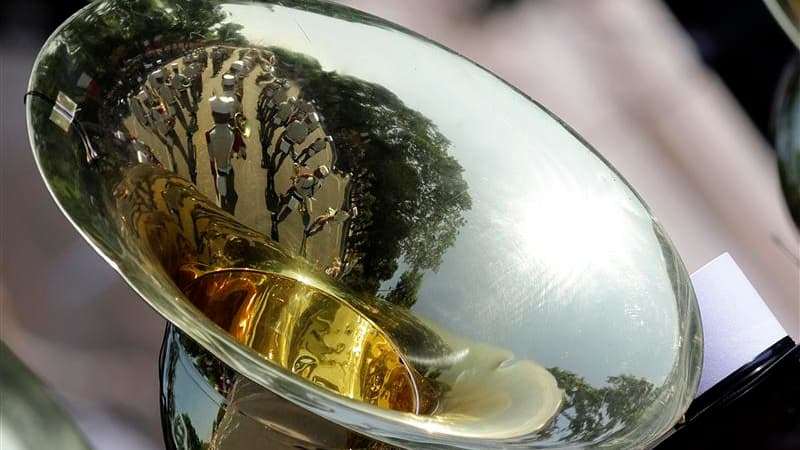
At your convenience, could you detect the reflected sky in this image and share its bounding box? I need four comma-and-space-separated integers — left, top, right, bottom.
223, 2, 679, 386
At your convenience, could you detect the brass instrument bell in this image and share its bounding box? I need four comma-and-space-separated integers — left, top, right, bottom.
26, 1, 703, 448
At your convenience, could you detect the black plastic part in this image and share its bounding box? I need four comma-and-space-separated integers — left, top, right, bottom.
655, 336, 800, 450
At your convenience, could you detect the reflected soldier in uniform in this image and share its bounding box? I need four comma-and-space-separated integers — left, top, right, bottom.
128, 90, 151, 129
206, 96, 246, 214
274, 164, 330, 224
196, 47, 208, 72
170, 63, 192, 115
150, 103, 183, 172
305, 206, 358, 238
254, 52, 276, 84
154, 68, 189, 132
257, 78, 286, 123
211, 46, 225, 77
325, 257, 343, 279
183, 54, 203, 109
229, 60, 245, 100
262, 97, 297, 167
272, 116, 310, 172
243, 55, 255, 75
266, 79, 290, 111
221, 74, 242, 113
261, 49, 277, 67
295, 135, 333, 166
296, 100, 321, 129
147, 65, 162, 91
129, 135, 160, 165
265, 94, 296, 134
189, 59, 204, 106
222, 74, 248, 141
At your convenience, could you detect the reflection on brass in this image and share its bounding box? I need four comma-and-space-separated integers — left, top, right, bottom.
184, 269, 433, 414
774, 56, 800, 231
27, 1, 703, 449
0, 343, 91, 450
766, 0, 800, 48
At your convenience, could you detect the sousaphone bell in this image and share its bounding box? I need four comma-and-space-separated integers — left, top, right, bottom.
26, 1, 703, 448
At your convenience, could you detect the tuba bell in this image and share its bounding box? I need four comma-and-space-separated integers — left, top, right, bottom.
26, 1, 702, 449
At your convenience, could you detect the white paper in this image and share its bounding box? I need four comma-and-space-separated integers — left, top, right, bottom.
690, 253, 787, 396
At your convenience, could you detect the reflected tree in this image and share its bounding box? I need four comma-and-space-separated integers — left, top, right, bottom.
272, 48, 471, 307
213, 22, 247, 45
384, 269, 423, 309
539, 367, 658, 444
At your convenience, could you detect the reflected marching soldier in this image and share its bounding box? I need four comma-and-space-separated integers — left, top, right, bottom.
260, 49, 277, 67
257, 78, 286, 123
261, 97, 297, 168
196, 48, 208, 71
325, 257, 344, 279
272, 116, 310, 172
128, 135, 161, 166
211, 46, 225, 77
150, 103, 184, 172
128, 90, 151, 129
206, 96, 246, 214
296, 100, 322, 132
265, 93, 295, 131
266, 79, 290, 111
147, 64, 162, 91
243, 55, 255, 76
229, 60, 246, 99
254, 53, 276, 84
305, 206, 358, 238
183, 54, 203, 108
274, 164, 330, 224
295, 135, 333, 166
221, 74, 243, 113
154, 68, 189, 132
221, 74, 249, 142
170, 63, 193, 116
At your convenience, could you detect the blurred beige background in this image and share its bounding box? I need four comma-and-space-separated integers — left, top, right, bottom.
1, 0, 798, 448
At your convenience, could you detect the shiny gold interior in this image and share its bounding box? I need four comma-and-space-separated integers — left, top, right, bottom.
113, 163, 437, 415
183, 269, 435, 414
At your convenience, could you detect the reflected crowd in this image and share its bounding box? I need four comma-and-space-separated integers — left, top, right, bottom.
121, 44, 358, 280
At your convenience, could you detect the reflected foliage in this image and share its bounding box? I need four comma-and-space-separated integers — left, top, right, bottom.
214, 22, 246, 46
272, 48, 472, 306
540, 368, 657, 444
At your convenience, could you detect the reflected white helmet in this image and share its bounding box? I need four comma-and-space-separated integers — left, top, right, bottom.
210, 96, 235, 115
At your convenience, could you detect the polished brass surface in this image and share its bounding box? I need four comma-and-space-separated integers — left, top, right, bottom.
0, 343, 91, 450
161, 324, 409, 449
183, 269, 433, 415
27, 1, 702, 448
766, 0, 800, 48
774, 57, 800, 230
767, 0, 800, 230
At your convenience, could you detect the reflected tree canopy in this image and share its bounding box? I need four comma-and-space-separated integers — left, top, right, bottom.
272, 48, 472, 307
540, 368, 658, 444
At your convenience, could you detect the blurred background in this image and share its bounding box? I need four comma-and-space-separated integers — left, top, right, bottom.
1, 0, 798, 448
